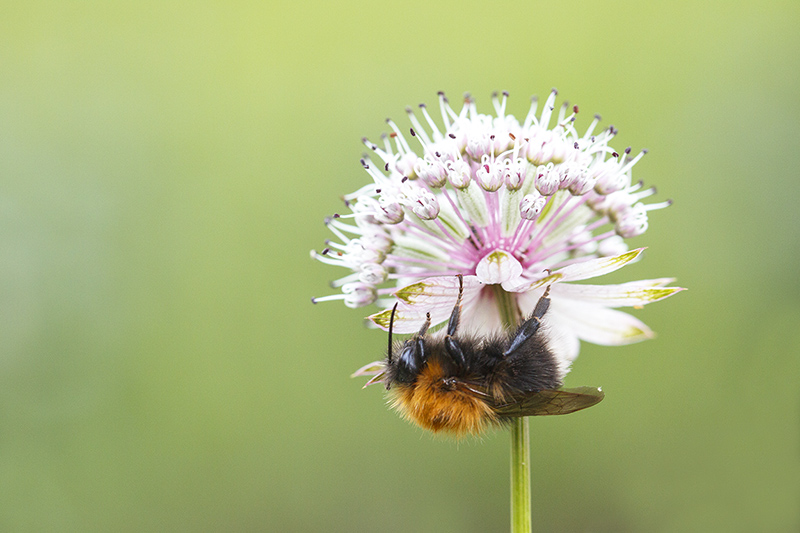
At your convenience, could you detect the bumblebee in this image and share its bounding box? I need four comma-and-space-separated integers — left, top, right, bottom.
381, 275, 603, 436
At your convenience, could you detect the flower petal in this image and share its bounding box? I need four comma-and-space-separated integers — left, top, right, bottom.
517, 288, 580, 366
502, 271, 563, 292
499, 188, 522, 237
476, 249, 523, 284
351, 360, 386, 377
540, 192, 595, 248
555, 248, 646, 282
543, 317, 581, 363
552, 278, 685, 308
368, 275, 484, 333
394, 275, 484, 307
460, 287, 504, 334
549, 299, 655, 345
454, 181, 490, 226
368, 306, 434, 334
362, 373, 387, 387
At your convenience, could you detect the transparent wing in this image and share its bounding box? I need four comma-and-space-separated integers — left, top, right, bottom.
493, 387, 604, 417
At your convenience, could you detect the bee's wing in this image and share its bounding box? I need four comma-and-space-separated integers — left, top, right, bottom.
493, 387, 604, 417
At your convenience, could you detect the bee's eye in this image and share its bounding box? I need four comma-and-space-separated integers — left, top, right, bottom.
399, 344, 419, 373
393, 342, 423, 383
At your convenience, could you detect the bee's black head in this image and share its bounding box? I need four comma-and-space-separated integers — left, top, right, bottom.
391, 339, 424, 384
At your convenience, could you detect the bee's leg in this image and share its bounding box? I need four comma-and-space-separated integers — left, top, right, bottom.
446, 274, 465, 337
417, 311, 431, 336
444, 336, 467, 370
444, 274, 467, 370
503, 285, 551, 357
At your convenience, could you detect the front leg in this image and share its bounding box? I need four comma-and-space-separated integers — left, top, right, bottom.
446, 274, 465, 337
444, 274, 467, 370
503, 285, 551, 357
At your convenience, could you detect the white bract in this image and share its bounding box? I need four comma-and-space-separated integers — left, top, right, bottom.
312, 91, 683, 373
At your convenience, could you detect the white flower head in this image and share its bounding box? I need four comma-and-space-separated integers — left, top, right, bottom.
313, 90, 684, 375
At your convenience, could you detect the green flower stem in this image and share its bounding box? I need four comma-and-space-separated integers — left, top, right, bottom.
510, 417, 531, 533
492, 285, 531, 533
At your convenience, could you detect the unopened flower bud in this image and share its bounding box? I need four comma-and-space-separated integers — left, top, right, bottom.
341, 282, 377, 308
446, 159, 471, 189
520, 193, 547, 220
535, 164, 559, 196
476, 161, 503, 192
411, 190, 440, 220
359, 263, 388, 284
375, 196, 405, 224
414, 157, 448, 188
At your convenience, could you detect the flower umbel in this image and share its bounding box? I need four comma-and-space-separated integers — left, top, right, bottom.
313, 90, 683, 374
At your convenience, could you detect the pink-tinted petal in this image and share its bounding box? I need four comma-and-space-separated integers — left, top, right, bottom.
394, 274, 484, 307
555, 248, 646, 282
351, 360, 386, 377
363, 373, 387, 388
368, 306, 442, 334
460, 287, 504, 333
368, 275, 483, 333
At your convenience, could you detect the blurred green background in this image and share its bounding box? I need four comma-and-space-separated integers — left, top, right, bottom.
1, 1, 798, 531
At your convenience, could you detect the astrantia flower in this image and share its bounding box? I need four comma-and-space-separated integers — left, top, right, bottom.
312, 90, 683, 375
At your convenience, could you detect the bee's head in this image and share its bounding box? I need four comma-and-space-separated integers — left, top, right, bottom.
385, 303, 427, 386
393, 339, 424, 384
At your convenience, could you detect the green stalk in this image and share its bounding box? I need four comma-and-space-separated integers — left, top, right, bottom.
492, 286, 531, 533
510, 417, 531, 533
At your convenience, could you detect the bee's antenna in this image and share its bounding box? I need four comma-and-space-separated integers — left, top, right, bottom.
387, 302, 399, 364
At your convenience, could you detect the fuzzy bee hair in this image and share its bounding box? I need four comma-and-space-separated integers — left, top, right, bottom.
382, 275, 602, 436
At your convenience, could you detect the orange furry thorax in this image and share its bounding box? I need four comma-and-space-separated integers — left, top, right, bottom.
388, 360, 496, 437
